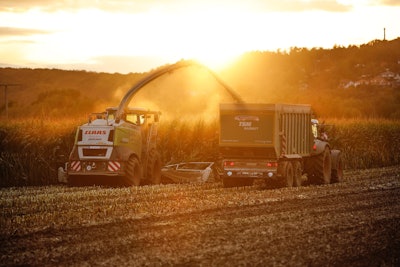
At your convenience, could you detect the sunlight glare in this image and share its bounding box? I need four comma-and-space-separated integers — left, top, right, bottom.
3, 1, 398, 73
162, 9, 252, 70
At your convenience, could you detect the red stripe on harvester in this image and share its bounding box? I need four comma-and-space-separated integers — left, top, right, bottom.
71, 161, 81, 171
108, 161, 121, 172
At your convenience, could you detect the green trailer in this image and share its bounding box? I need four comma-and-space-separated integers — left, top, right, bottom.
219, 103, 343, 187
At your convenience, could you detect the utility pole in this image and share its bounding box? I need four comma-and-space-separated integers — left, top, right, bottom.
0, 84, 21, 120
384, 27, 386, 41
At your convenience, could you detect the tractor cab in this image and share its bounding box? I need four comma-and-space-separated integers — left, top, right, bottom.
311, 119, 328, 141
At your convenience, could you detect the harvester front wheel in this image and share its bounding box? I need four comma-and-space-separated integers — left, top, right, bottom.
124, 157, 141, 186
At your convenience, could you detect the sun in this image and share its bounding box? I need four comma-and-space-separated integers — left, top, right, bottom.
191, 49, 241, 71
16, 7, 252, 73
160, 9, 250, 71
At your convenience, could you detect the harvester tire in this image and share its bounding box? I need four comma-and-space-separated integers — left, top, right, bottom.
147, 150, 161, 185
308, 147, 331, 184
292, 161, 302, 187
123, 157, 141, 186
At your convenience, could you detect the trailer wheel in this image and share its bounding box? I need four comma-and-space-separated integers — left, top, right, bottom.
331, 152, 344, 183
292, 161, 302, 187
223, 177, 253, 188
147, 150, 161, 185
279, 161, 293, 187
308, 147, 331, 184
123, 157, 141, 186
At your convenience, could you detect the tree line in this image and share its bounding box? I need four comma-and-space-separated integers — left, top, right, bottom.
1, 38, 399, 119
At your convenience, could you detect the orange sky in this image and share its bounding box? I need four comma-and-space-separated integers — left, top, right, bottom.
0, 0, 399, 73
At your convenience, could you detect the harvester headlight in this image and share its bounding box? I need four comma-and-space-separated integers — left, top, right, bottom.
86, 162, 96, 171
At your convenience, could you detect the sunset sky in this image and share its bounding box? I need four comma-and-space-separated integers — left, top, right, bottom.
1, 0, 399, 73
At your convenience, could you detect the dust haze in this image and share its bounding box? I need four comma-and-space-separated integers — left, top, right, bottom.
124, 66, 240, 122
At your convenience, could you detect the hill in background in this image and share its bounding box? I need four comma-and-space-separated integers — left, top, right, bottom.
1, 38, 399, 120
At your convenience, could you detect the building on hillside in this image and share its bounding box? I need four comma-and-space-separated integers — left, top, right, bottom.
339, 70, 400, 89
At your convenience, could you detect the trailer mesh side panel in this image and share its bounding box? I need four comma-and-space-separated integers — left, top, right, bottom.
280, 112, 311, 156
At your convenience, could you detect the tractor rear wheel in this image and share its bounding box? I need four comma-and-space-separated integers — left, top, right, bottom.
331, 152, 344, 183
308, 147, 332, 184
123, 157, 141, 186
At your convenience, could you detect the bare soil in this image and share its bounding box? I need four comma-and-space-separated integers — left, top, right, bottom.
1, 166, 399, 266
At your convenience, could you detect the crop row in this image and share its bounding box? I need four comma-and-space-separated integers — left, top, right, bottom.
1, 165, 399, 238
1, 118, 400, 187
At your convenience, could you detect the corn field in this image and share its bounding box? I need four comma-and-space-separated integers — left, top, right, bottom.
0, 119, 78, 187
1, 118, 400, 187
326, 119, 400, 169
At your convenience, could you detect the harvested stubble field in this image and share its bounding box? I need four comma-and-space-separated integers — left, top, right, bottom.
1, 166, 399, 266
